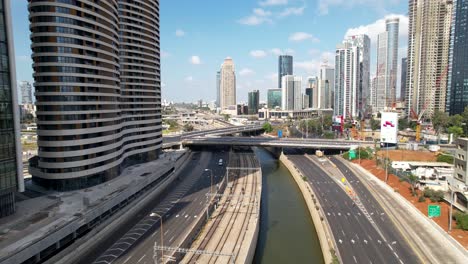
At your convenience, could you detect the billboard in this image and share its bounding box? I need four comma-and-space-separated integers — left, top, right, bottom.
380, 112, 398, 144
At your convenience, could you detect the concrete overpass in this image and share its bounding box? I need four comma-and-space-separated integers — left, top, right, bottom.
183, 137, 373, 150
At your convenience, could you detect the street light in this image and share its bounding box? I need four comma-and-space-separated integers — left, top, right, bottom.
150, 212, 164, 264
205, 169, 214, 194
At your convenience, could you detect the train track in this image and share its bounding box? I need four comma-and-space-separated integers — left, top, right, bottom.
183, 151, 259, 263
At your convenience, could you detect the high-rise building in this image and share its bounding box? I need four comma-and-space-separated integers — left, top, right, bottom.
220, 57, 236, 110
375, 18, 399, 112
334, 35, 370, 117
28, 0, 162, 191
307, 76, 319, 108
0, 0, 23, 217
305, 88, 313, 108
447, 0, 468, 115
406, 0, 453, 119
278, 55, 293, 88
344, 35, 371, 115
267, 88, 281, 109
281, 75, 302, 111
319, 65, 335, 109
400, 58, 407, 101
19, 81, 33, 105
248, 90, 259, 114
216, 71, 220, 108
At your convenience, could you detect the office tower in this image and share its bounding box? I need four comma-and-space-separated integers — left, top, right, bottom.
302, 94, 309, 110
406, 0, 453, 119
19, 81, 33, 104
334, 35, 370, 117
318, 79, 330, 109
267, 88, 282, 109
307, 76, 320, 108
0, 0, 23, 217
343, 35, 371, 115
216, 71, 221, 108
370, 76, 377, 108
281, 75, 302, 111
278, 55, 293, 88
220, 57, 236, 109
320, 65, 335, 109
400, 58, 407, 101
305, 88, 313, 108
447, 0, 468, 115
248, 90, 260, 114
28, 0, 162, 191
375, 18, 399, 112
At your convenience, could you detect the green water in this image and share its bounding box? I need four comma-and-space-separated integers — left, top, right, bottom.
253, 148, 324, 264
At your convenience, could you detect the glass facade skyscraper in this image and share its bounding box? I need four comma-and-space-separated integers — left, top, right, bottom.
278, 55, 293, 88
28, 0, 162, 191
248, 90, 259, 115
448, 0, 468, 115
0, 0, 22, 217
267, 88, 281, 109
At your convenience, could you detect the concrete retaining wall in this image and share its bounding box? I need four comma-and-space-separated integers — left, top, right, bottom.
279, 154, 336, 264
244, 191, 261, 264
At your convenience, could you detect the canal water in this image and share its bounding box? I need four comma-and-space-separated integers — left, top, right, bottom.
253, 148, 324, 264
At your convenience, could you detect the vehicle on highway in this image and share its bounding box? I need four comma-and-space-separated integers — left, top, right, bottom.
218, 159, 223, 166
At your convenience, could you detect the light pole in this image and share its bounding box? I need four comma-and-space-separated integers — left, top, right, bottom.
150, 212, 164, 264
205, 169, 213, 194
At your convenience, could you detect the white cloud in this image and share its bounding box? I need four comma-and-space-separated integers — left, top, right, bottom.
238, 8, 273, 26
185, 76, 193, 82
269, 48, 295, 56
239, 68, 256, 76
308, 49, 320, 56
190, 55, 201, 65
289, 32, 320, 42
250, 50, 268, 58
161, 50, 171, 58
161, 82, 167, 87
253, 8, 272, 17
279, 6, 305, 17
259, 0, 288, 6
175, 29, 185, 37
318, 0, 401, 15
295, 60, 320, 73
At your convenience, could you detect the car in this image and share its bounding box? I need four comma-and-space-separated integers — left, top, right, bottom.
218, 159, 223, 166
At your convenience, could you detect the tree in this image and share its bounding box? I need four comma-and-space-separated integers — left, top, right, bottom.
407, 174, 419, 196
183, 123, 194, 132
449, 114, 464, 127
322, 115, 333, 130
370, 117, 380, 131
398, 118, 409, 130
437, 154, 454, 164
447, 126, 463, 138
263, 122, 273, 133
432, 110, 449, 134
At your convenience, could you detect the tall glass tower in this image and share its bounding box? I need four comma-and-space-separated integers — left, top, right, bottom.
28, 0, 162, 191
0, 0, 22, 217
278, 55, 293, 88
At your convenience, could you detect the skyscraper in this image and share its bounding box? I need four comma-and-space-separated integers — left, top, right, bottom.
375, 18, 399, 112
248, 90, 259, 114
319, 65, 335, 109
0, 0, 23, 217
278, 55, 293, 88
305, 88, 313, 108
334, 35, 370, 118
267, 88, 281, 109
447, 0, 468, 115
400, 58, 407, 101
28, 0, 162, 191
220, 57, 236, 110
406, 0, 453, 119
307, 76, 319, 108
216, 71, 220, 108
281, 75, 302, 111
19, 81, 33, 105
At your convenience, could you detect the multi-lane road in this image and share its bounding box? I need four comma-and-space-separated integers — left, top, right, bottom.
286, 151, 420, 264
86, 150, 227, 264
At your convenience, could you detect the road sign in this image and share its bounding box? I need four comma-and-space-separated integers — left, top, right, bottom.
278, 129, 283, 138
428, 205, 441, 218
349, 149, 356, 160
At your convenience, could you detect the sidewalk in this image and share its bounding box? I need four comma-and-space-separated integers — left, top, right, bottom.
344, 157, 468, 263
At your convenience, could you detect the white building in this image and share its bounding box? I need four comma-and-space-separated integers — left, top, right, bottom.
319, 65, 335, 109
19, 81, 33, 104
281, 75, 302, 111
220, 57, 236, 110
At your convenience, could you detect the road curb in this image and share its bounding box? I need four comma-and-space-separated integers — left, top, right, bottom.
279, 154, 337, 264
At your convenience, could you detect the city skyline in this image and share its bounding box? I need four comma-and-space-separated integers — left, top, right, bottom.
10, 0, 409, 103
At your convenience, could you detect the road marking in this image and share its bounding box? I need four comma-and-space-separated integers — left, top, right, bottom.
327, 212, 331, 216
137, 254, 146, 263
338, 239, 343, 244
185, 215, 188, 218
341, 230, 345, 236
353, 256, 357, 263
176, 215, 179, 218
338, 212, 341, 216
378, 240, 382, 244
123, 255, 132, 264
194, 215, 197, 218
151, 231, 158, 237
351, 239, 355, 244
169, 236, 175, 242
363, 239, 368, 244
164, 230, 169, 235
391, 241, 397, 245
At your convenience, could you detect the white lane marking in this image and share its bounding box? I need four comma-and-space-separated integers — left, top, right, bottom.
137, 254, 146, 263
338, 239, 343, 244
169, 236, 175, 242
164, 230, 169, 235
123, 255, 132, 264
176, 215, 179, 218
194, 215, 197, 218
351, 239, 355, 244
364, 239, 368, 244
151, 231, 158, 237
353, 256, 358, 263
341, 229, 345, 236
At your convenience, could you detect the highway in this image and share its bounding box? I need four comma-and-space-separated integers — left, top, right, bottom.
89, 150, 228, 264
286, 152, 420, 264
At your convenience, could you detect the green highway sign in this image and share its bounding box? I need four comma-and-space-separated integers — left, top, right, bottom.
428, 205, 441, 218
349, 150, 356, 160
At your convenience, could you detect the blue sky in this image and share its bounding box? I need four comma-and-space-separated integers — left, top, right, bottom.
11, 0, 408, 103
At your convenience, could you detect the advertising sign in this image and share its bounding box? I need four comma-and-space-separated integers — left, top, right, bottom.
380, 112, 398, 144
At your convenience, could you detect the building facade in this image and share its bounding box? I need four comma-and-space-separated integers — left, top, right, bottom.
375, 18, 399, 112
447, 0, 468, 115
319, 66, 335, 109
267, 88, 281, 109
220, 57, 236, 110
0, 0, 23, 217
305, 87, 313, 108
400, 57, 407, 101
248, 90, 259, 114
216, 71, 220, 108
19, 81, 33, 104
406, 0, 453, 119
28, 0, 162, 191
278, 55, 293, 88
281, 75, 302, 111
